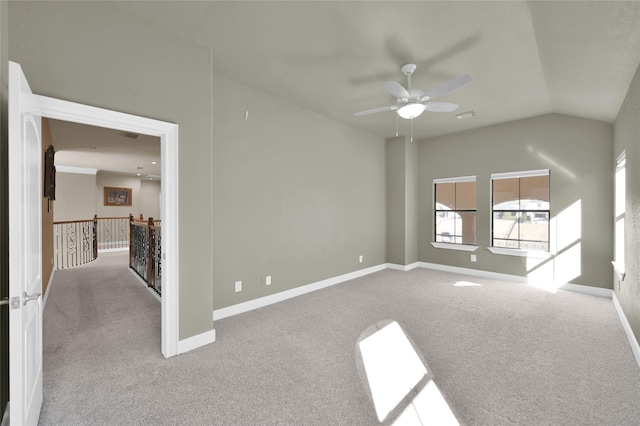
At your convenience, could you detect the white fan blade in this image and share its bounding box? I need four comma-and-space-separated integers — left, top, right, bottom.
354, 105, 399, 116
421, 74, 472, 100
424, 101, 459, 112
384, 81, 410, 100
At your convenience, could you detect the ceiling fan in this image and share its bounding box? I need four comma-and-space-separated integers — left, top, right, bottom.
355, 64, 472, 119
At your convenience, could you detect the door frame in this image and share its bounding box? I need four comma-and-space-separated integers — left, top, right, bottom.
27, 94, 180, 358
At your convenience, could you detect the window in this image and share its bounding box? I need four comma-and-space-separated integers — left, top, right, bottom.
491, 170, 549, 251
434, 176, 476, 245
614, 152, 625, 277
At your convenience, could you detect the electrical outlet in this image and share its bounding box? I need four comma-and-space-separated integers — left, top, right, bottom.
234, 281, 242, 292
359, 255, 364, 263
266, 275, 271, 285
470, 254, 477, 262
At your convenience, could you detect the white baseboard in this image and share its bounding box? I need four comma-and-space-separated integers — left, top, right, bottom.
213, 264, 387, 321
209, 260, 639, 369
178, 328, 216, 354
386, 262, 420, 272
42, 268, 56, 311
127, 268, 161, 302
98, 247, 129, 253
419, 262, 613, 298
419, 262, 528, 283
612, 292, 640, 369
557, 282, 612, 298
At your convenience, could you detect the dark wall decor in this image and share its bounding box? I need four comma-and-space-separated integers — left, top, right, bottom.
43, 145, 55, 212
104, 187, 132, 206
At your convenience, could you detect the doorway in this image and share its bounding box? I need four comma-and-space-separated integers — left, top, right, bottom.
35, 95, 179, 358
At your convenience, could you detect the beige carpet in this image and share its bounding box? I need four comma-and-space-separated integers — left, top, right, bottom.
40, 252, 640, 425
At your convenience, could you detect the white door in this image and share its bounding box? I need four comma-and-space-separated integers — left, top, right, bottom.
8, 61, 43, 426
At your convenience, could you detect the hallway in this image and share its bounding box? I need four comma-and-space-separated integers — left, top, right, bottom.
41, 252, 161, 424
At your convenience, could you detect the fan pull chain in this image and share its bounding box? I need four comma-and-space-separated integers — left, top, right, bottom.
410, 118, 413, 143
395, 114, 399, 137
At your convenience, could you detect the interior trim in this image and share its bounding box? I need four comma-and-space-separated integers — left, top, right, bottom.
211, 261, 638, 368
31, 94, 180, 358
431, 242, 478, 252
42, 268, 55, 312
386, 262, 420, 272
419, 262, 527, 283
487, 246, 552, 258
178, 329, 216, 355
613, 292, 640, 369
55, 165, 98, 175
213, 264, 387, 321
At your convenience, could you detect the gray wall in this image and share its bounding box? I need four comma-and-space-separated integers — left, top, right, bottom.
9, 1, 213, 340
54, 172, 161, 222
418, 114, 614, 289
95, 173, 140, 219
613, 62, 640, 345
386, 136, 418, 266
8, 2, 387, 335
140, 179, 161, 220
54, 172, 97, 222
212, 74, 386, 309
1, 0, 9, 416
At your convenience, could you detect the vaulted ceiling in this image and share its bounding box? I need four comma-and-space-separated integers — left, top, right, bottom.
53, 1, 640, 175
117, 0, 640, 140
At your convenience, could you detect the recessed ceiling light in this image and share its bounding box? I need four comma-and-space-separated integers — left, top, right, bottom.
137, 173, 141, 176
151, 161, 157, 165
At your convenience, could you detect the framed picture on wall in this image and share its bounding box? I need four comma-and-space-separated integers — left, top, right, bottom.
104, 187, 132, 206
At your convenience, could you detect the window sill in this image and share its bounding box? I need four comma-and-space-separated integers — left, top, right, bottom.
612, 261, 626, 281
431, 242, 478, 252
487, 247, 552, 259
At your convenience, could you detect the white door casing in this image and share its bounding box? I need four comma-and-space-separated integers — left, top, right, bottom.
20, 71, 180, 359
8, 61, 44, 426
7, 60, 181, 424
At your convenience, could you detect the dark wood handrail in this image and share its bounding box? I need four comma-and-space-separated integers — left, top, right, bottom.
54, 218, 97, 225
129, 214, 161, 295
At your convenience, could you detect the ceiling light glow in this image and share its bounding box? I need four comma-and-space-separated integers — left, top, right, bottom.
397, 103, 425, 119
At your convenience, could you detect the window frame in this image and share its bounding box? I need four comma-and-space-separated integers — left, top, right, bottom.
489, 169, 550, 255
432, 175, 478, 252
613, 151, 626, 280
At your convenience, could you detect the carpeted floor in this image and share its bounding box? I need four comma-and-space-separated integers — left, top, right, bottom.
40, 252, 640, 425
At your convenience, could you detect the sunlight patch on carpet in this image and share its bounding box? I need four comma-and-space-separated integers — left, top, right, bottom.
358, 321, 458, 425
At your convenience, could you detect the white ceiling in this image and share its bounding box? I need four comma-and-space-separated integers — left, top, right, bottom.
51, 1, 640, 174
48, 119, 161, 178
116, 0, 640, 140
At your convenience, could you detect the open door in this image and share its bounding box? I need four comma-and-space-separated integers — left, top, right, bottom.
8, 61, 43, 425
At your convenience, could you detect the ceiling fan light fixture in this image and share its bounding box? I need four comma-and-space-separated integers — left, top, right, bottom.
397, 103, 425, 119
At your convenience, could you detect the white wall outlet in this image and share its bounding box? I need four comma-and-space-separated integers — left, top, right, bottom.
234, 281, 242, 292
265, 275, 272, 285
470, 254, 477, 262
359, 255, 364, 263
